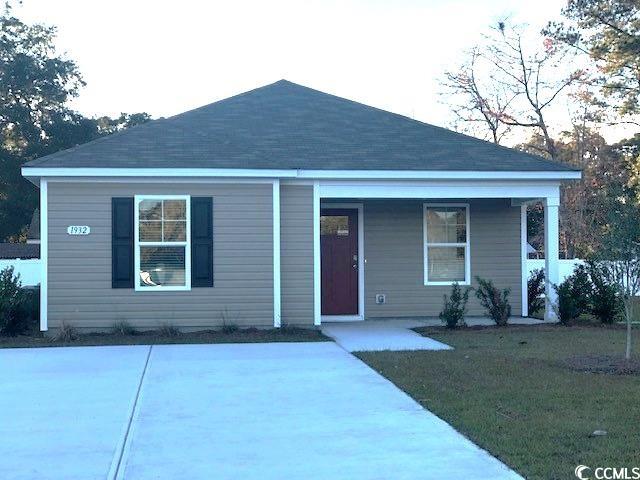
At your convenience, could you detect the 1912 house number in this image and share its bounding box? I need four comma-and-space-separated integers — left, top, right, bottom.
67, 225, 90, 235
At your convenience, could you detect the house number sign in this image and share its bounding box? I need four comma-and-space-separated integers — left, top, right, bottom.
67, 225, 91, 235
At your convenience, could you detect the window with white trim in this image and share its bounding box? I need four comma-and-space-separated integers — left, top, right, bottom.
135, 195, 191, 291
424, 204, 470, 285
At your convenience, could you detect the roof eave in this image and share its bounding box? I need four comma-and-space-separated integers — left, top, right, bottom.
21, 167, 581, 182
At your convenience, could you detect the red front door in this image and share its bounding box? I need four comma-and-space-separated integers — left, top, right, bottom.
321, 208, 358, 316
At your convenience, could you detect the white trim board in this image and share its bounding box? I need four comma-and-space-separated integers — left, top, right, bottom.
22, 167, 581, 181
319, 203, 365, 322
318, 181, 562, 200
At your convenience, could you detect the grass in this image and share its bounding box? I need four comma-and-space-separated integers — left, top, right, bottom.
0, 326, 330, 349
357, 325, 640, 480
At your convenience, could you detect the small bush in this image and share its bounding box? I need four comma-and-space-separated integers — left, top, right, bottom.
111, 320, 137, 336
552, 265, 594, 325
587, 261, 621, 324
439, 282, 470, 329
221, 323, 239, 334
570, 265, 593, 314
554, 280, 581, 325
0, 266, 31, 336
158, 322, 180, 337
53, 322, 78, 342
527, 269, 545, 315
474, 276, 511, 326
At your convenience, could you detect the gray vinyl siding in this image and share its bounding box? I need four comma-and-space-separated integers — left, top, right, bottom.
363, 199, 522, 318
47, 182, 274, 330
280, 185, 314, 325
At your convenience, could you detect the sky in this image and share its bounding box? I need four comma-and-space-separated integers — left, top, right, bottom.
17, 0, 628, 144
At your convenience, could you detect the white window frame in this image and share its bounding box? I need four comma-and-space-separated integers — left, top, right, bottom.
423, 203, 471, 286
134, 194, 191, 292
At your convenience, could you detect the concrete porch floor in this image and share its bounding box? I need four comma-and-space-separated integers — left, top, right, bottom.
321, 317, 547, 352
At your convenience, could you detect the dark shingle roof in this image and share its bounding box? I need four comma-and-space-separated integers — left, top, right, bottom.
0, 243, 39, 259
25, 80, 577, 172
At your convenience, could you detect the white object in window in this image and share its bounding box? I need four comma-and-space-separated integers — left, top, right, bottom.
134, 195, 191, 291
423, 204, 470, 285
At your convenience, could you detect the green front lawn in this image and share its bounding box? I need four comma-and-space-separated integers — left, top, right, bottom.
357, 325, 640, 480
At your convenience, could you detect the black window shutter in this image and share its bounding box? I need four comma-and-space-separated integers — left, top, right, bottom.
191, 197, 213, 287
112, 197, 134, 288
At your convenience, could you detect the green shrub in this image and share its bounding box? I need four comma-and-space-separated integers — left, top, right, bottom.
111, 320, 137, 335
554, 280, 581, 325
527, 269, 545, 315
0, 266, 31, 336
439, 282, 470, 329
587, 261, 621, 324
570, 265, 593, 314
552, 265, 593, 325
474, 276, 511, 326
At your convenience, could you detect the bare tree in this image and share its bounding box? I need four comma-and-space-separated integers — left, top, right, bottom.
440, 48, 514, 144
483, 23, 586, 160
441, 22, 585, 161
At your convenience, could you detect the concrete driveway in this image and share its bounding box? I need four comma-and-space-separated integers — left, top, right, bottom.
0, 342, 521, 480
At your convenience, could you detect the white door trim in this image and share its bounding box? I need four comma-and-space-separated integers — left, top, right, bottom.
319, 202, 365, 322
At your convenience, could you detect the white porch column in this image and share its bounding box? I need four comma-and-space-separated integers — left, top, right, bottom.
272, 179, 281, 327
544, 197, 560, 322
40, 178, 48, 331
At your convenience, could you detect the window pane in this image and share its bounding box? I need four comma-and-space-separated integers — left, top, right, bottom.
428, 246, 465, 282
140, 200, 161, 220
427, 207, 467, 244
321, 216, 349, 236
139, 246, 185, 287
164, 221, 186, 241
427, 209, 446, 228
139, 221, 162, 241
163, 200, 186, 220
428, 225, 447, 243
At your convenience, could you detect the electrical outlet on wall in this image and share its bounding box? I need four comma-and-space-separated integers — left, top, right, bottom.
375, 294, 386, 305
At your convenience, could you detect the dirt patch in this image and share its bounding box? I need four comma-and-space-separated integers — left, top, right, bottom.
564, 354, 640, 375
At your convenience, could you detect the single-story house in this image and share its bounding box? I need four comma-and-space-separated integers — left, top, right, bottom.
21, 80, 580, 332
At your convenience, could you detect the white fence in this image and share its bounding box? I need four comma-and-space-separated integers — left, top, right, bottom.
0, 259, 41, 286
526, 259, 584, 283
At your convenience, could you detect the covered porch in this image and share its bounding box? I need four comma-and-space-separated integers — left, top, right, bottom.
310, 178, 561, 326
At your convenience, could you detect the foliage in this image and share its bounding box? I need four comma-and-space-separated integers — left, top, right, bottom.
547, 0, 640, 117
553, 279, 582, 325
111, 320, 137, 336
439, 282, 470, 329
158, 322, 180, 337
474, 277, 511, 326
0, 3, 150, 240
221, 323, 239, 334
0, 266, 30, 335
527, 269, 545, 315
53, 321, 77, 342
587, 261, 622, 324
589, 185, 640, 359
